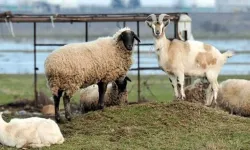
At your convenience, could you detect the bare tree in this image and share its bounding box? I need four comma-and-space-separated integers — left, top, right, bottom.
111, 0, 125, 9
128, 0, 141, 8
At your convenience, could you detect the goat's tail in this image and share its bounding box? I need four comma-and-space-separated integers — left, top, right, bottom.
223, 50, 234, 59
221, 50, 234, 63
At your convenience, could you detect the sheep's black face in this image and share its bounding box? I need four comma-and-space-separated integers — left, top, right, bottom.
115, 76, 132, 92
118, 31, 140, 51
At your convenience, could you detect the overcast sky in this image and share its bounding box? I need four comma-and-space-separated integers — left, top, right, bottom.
1, 0, 215, 8
54, 0, 215, 7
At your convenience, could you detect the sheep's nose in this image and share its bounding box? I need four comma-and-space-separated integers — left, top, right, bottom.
156, 31, 160, 35
128, 45, 133, 50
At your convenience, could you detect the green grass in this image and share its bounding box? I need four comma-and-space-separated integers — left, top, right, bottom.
1, 74, 250, 149
1, 101, 250, 149
0, 74, 250, 105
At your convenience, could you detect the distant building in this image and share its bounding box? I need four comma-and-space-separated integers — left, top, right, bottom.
216, 0, 250, 12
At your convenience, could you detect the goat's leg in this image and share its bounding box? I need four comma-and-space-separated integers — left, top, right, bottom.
97, 82, 108, 110
176, 73, 186, 100
211, 81, 219, 105
205, 72, 219, 106
53, 90, 63, 123
63, 93, 72, 121
168, 74, 179, 99
205, 84, 213, 106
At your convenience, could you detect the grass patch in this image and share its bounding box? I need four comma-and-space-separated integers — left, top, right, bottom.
1, 101, 250, 149
0, 74, 250, 105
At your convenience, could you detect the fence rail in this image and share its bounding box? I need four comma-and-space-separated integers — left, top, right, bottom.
0, 11, 184, 22
0, 11, 190, 104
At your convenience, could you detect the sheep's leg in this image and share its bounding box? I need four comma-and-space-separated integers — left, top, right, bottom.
176, 73, 186, 100
168, 74, 179, 99
53, 90, 63, 123
97, 82, 108, 110
63, 93, 72, 121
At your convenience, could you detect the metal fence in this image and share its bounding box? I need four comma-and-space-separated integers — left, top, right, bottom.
1, 11, 249, 105
0, 11, 189, 104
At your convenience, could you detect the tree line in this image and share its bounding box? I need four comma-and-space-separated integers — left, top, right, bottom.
111, 0, 141, 9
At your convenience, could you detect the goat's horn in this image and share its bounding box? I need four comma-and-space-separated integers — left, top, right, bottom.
146, 14, 157, 22
158, 14, 170, 22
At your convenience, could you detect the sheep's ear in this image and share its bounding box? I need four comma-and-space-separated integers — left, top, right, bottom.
132, 31, 140, 43
145, 20, 152, 28
163, 19, 170, 27
117, 34, 123, 42
125, 76, 131, 82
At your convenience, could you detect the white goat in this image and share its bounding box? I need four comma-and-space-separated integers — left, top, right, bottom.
145, 14, 234, 106
0, 112, 64, 148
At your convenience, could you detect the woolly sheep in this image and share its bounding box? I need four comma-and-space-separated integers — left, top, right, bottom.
217, 79, 250, 117
184, 79, 250, 117
0, 112, 64, 149
44, 27, 140, 122
145, 14, 234, 106
184, 77, 209, 103
80, 76, 131, 113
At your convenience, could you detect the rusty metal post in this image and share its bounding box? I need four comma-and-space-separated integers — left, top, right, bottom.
174, 21, 178, 38
33, 22, 38, 107
184, 30, 192, 86
85, 22, 88, 42
123, 21, 126, 27
136, 21, 141, 102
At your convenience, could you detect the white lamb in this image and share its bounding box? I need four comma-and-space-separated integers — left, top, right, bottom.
145, 14, 234, 106
0, 112, 64, 149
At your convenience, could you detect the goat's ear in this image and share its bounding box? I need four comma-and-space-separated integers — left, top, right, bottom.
145, 20, 152, 28
163, 19, 170, 27
125, 76, 132, 82
132, 31, 141, 43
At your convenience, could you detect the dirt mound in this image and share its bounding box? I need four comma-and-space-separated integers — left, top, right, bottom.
53, 101, 250, 149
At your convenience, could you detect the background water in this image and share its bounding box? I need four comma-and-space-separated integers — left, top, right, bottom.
0, 38, 250, 75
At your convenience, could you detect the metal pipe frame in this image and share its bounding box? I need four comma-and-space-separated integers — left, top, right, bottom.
0, 11, 188, 103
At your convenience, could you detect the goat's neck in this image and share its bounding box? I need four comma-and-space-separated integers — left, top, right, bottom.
154, 35, 170, 53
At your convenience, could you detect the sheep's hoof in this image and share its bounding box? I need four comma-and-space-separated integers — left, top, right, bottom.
55, 116, 61, 123
98, 104, 105, 110
66, 116, 72, 122
65, 113, 72, 122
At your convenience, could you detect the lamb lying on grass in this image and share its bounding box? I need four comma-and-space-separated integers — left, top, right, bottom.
80, 76, 131, 113
217, 79, 250, 116
184, 78, 209, 103
184, 78, 250, 117
0, 112, 64, 149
